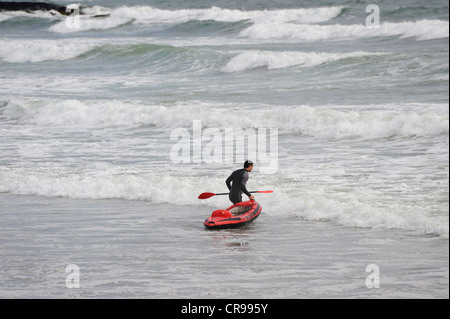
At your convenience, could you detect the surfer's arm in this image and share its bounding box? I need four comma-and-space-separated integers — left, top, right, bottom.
240, 172, 252, 198
226, 174, 232, 191
241, 184, 251, 198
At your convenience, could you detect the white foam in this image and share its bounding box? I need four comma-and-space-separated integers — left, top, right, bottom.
0, 9, 62, 20
276, 105, 450, 139
222, 50, 386, 72
0, 13, 11, 22
48, 12, 130, 33
0, 167, 447, 237
0, 167, 218, 206
0, 38, 96, 63
4, 97, 448, 139
3, 97, 193, 127
113, 5, 343, 24
265, 186, 449, 237
240, 19, 449, 41
47, 5, 343, 33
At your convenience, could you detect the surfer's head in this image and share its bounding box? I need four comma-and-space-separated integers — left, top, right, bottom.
244, 160, 254, 172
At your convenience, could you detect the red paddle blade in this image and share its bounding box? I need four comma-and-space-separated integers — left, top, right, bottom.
256, 190, 273, 193
198, 192, 216, 199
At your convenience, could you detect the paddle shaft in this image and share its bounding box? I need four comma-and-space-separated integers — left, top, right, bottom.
215, 191, 260, 196
198, 190, 273, 199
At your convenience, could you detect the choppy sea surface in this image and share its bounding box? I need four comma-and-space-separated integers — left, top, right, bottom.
0, 0, 448, 298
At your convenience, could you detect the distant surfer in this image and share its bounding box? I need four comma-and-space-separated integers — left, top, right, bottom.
226, 160, 254, 204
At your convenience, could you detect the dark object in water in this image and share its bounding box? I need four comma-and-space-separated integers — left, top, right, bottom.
0, 1, 71, 15
0, 1, 111, 17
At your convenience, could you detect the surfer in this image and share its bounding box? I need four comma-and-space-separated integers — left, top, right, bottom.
226, 160, 254, 204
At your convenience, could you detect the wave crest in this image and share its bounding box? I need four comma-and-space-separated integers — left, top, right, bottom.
222, 50, 386, 72
0, 38, 96, 63
240, 19, 449, 41
46, 5, 343, 33
0, 167, 447, 236
3, 98, 448, 139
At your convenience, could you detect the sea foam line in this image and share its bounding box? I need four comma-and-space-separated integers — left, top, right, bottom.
115, 5, 344, 24
3, 97, 448, 139
0, 167, 447, 237
47, 5, 343, 33
240, 19, 449, 41
222, 50, 387, 72
0, 38, 97, 63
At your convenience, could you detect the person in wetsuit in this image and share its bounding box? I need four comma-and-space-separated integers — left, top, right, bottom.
226, 160, 254, 204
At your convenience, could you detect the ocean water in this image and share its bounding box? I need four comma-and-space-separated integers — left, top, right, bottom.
0, 0, 448, 299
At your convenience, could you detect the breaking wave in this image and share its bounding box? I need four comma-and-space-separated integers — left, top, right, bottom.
222, 50, 386, 72
0, 38, 97, 63
0, 167, 447, 237
48, 5, 344, 33
240, 19, 449, 41
2, 97, 448, 140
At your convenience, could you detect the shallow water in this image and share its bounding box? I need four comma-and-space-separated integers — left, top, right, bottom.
0, 0, 448, 298
0, 194, 447, 298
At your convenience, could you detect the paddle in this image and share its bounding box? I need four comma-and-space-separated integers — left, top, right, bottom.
198, 190, 273, 200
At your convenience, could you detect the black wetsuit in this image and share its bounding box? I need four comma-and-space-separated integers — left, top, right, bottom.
226, 168, 251, 204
